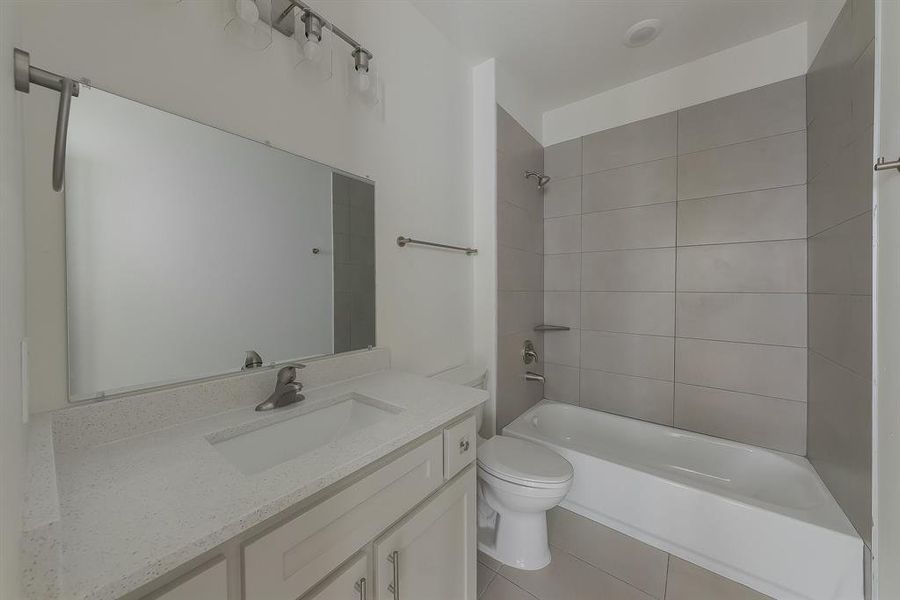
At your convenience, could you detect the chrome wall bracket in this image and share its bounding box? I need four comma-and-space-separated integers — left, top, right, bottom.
13, 48, 80, 192
875, 157, 900, 173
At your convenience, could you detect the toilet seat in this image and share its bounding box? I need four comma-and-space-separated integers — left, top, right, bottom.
477, 436, 573, 489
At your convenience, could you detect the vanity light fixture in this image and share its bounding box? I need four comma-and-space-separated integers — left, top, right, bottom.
300, 11, 324, 62
352, 47, 372, 93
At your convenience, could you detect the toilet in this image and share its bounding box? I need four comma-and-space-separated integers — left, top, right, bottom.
432, 366, 574, 570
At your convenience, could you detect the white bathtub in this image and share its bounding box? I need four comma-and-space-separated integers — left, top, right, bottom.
503, 401, 863, 600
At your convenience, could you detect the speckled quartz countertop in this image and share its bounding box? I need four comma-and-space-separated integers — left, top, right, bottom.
23, 363, 487, 600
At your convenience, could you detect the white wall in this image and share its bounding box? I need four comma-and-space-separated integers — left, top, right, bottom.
806, 0, 845, 67
471, 59, 497, 437
542, 23, 808, 146
19, 0, 475, 412
0, 2, 27, 597
496, 60, 542, 144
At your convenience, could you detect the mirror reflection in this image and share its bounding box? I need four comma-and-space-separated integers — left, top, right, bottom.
61, 88, 374, 400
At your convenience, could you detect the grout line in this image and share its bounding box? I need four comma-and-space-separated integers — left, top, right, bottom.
675, 127, 807, 159
673, 113, 679, 426
663, 554, 671, 600
491, 571, 541, 600
808, 349, 873, 382
675, 381, 808, 405
808, 208, 873, 239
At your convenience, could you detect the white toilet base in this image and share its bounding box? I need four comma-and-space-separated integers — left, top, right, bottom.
477, 509, 551, 570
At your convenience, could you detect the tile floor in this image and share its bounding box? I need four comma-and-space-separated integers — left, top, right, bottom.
477, 546, 772, 600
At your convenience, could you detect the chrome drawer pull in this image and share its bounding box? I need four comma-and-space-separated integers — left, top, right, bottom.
387, 550, 400, 600
459, 438, 470, 453
355, 577, 367, 600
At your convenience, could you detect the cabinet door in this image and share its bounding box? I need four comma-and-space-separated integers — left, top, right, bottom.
303, 552, 369, 600
244, 435, 443, 600
373, 466, 476, 600
150, 558, 227, 600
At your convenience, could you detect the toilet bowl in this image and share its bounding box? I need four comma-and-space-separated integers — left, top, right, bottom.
431, 366, 574, 571
476, 434, 572, 569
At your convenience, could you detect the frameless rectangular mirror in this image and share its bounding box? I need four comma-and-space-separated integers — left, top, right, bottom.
63, 88, 375, 400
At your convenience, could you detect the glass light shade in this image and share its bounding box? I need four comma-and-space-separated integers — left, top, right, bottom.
224, 0, 272, 51
348, 54, 379, 106
295, 16, 333, 82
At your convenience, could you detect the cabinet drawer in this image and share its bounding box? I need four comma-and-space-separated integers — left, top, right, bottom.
244, 434, 443, 600
302, 551, 368, 600
149, 558, 226, 600
443, 415, 476, 480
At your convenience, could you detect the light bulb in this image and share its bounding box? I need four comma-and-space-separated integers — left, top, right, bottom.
235, 0, 259, 24
356, 69, 370, 93
303, 37, 321, 62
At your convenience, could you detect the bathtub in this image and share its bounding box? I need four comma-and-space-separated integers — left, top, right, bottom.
503, 401, 863, 600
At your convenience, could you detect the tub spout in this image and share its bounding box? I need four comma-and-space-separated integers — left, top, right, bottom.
525, 371, 545, 383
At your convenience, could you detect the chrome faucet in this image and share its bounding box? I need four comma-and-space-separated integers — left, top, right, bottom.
255, 364, 306, 411
522, 340, 539, 365
525, 371, 545, 383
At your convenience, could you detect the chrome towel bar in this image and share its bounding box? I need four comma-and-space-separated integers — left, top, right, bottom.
397, 236, 477, 255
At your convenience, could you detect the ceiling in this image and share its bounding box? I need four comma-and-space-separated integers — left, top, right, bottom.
412, 0, 818, 113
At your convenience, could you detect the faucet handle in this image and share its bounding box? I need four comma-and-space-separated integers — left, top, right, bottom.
276, 364, 306, 384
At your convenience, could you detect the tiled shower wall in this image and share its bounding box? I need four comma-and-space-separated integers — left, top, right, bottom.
332, 173, 376, 354
542, 77, 809, 454
806, 0, 874, 545
495, 107, 544, 431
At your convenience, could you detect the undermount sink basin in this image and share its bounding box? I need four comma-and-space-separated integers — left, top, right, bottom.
210, 393, 401, 475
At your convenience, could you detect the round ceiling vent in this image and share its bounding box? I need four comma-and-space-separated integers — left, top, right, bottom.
624, 19, 663, 47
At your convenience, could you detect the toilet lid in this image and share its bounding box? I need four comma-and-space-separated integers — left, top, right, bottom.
477, 436, 573, 487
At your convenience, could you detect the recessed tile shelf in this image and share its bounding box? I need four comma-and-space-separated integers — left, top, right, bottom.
534, 324, 571, 331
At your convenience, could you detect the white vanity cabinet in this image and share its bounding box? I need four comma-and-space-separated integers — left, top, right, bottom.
238, 417, 476, 600
373, 467, 477, 600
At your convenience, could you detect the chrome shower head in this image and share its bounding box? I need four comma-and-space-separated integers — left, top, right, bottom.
524, 170, 551, 190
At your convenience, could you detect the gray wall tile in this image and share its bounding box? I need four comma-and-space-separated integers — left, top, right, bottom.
544, 214, 582, 254
677, 131, 807, 200
582, 158, 676, 214
808, 211, 872, 295
544, 363, 580, 405
544, 253, 581, 291
807, 351, 872, 544
806, 4, 874, 545
545, 328, 581, 367
582, 292, 674, 336
665, 556, 774, 600
676, 292, 807, 347
497, 108, 544, 433
496, 332, 543, 431
498, 291, 542, 336
676, 185, 806, 246
675, 338, 807, 402
543, 175, 582, 218
499, 199, 542, 254
674, 383, 806, 454
582, 248, 675, 292
498, 245, 542, 291
808, 292, 872, 377
582, 112, 677, 174
807, 131, 873, 236
548, 507, 669, 599
544, 291, 580, 328
676, 240, 806, 293
580, 369, 674, 425
581, 331, 674, 381
677, 76, 806, 154
582, 203, 676, 252
544, 138, 582, 180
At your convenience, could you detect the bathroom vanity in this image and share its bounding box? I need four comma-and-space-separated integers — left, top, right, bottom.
22, 350, 487, 600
